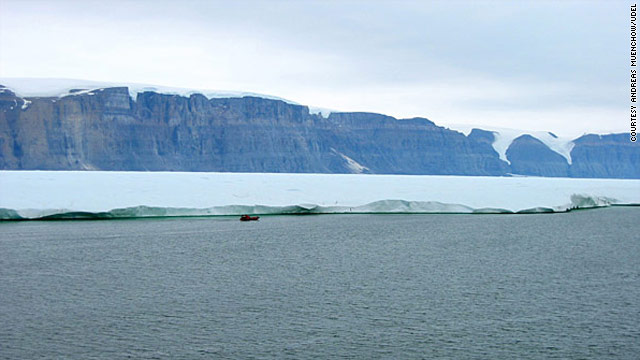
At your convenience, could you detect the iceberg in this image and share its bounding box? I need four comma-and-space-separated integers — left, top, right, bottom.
0, 171, 638, 220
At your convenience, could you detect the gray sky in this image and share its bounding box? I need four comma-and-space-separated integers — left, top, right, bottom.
0, 0, 630, 136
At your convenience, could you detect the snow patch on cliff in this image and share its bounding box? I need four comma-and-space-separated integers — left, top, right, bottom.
308, 106, 335, 118
332, 149, 369, 173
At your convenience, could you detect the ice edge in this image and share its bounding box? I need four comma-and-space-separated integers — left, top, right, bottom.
0, 195, 625, 220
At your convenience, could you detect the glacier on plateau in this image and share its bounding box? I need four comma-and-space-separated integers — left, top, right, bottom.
0, 171, 638, 220
448, 124, 576, 165
0, 77, 300, 105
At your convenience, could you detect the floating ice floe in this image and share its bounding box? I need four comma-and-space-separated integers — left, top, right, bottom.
0, 171, 637, 220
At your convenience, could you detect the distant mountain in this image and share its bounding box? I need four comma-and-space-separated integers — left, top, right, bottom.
0, 79, 637, 178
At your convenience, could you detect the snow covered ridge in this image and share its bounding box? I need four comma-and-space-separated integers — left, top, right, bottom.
1, 77, 338, 118
0, 77, 299, 104
1, 171, 638, 220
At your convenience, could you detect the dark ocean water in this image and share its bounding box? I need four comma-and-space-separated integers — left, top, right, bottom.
1, 207, 639, 359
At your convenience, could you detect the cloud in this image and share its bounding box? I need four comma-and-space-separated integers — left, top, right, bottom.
0, 0, 627, 135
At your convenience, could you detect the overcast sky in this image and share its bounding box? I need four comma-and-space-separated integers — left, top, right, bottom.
0, 0, 630, 136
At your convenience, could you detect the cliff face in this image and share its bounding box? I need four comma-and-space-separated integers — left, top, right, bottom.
323, 113, 508, 175
506, 135, 569, 177
569, 134, 640, 179
0, 85, 637, 178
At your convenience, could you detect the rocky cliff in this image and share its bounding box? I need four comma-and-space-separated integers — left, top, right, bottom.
0, 84, 637, 178
569, 134, 640, 178
506, 135, 570, 177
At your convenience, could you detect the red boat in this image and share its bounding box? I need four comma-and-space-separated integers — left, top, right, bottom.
239, 214, 259, 221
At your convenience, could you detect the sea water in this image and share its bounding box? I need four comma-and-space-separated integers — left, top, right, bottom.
1, 208, 639, 359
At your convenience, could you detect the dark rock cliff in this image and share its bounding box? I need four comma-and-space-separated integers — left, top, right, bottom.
506, 135, 570, 177
569, 134, 640, 178
0, 85, 637, 178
